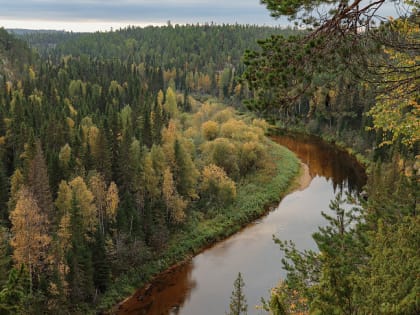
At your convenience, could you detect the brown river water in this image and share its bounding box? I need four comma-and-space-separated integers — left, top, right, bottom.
115, 133, 366, 315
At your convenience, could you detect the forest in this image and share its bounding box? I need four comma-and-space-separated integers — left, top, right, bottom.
0, 0, 419, 313
242, 0, 419, 314
0, 24, 301, 313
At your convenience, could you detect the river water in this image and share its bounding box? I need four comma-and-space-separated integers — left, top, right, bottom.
116, 133, 366, 315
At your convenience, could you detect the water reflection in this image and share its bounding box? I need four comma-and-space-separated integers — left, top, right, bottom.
116, 133, 366, 315
117, 262, 196, 315
271, 134, 366, 194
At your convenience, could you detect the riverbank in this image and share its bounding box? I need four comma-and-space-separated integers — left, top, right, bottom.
99, 138, 300, 313
271, 122, 373, 166
272, 126, 372, 169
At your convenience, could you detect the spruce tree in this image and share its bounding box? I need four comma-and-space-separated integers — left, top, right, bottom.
27, 140, 54, 227
227, 272, 248, 315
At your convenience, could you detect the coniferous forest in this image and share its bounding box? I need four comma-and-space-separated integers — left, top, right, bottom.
0, 1, 419, 313
0, 24, 301, 313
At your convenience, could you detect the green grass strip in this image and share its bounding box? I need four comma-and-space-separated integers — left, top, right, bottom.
98, 140, 300, 313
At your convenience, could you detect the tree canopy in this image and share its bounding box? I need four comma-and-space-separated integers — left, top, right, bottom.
244, 0, 419, 150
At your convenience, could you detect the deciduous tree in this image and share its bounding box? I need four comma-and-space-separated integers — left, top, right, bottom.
10, 187, 51, 293
162, 167, 187, 224
201, 164, 236, 205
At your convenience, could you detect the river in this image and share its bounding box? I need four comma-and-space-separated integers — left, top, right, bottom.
116, 133, 366, 315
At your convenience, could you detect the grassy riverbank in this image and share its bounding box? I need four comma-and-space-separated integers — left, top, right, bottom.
99, 139, 300, 313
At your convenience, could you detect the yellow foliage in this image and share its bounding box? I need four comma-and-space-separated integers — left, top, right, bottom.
108, 80, 124, 95
64, 98, 78, 117
183, 126, 199, 140
66, 117, 75, 129
201, 164, 236, 204
70, 176, 97, 236
202, 120, 219, 140
88, 125, 100, 157
164, 86, 178, 117
28, 66, 36, 81
212, 107, 234, 123
106, 181, 119, 223
162, 168, 187, 224
57, 212, 71, 256
252, 118, 269, 133
143, 153, 160, 200
368, 18, 420, 148
55, 181, 72, 216
10, 187, 51, 275
8, 168, 24, 211
5, 81, 12, 94
162, 119, 178, 166
59, 143, 71, 168
220, 118, 248, 139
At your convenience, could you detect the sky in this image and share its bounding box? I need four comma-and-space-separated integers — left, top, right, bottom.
0, 0, 409, 33
0, 0, 286, 32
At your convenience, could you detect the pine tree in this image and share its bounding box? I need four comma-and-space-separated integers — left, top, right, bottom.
94, 126, 112, 181
66, 195, 94, 305
0, 266, 28, 315
88, 173, 107, 236
91, 230, 109, 293
356, 216, 420, 314
27, 141, 54, 227
227, 272, 248, 315
0, 227, 11, 286
0, 159, 9, 223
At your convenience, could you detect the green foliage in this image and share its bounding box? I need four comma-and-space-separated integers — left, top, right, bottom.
244, 1, 418, 158
0, 265, 29, 315
243, 9, 418, 314
227, 272, 248, 315
270, 158, 419, 315
367, 17, 420, 149
67, 195, 95, 306
173, 138, 199, 199
0, 227, 11, 286
0, 25, 305, 313
202, 137, 240, 178
0, 27, 34, 80
273, 193, 367, 314
99, 141, 300, 310
356, 216, 420, 314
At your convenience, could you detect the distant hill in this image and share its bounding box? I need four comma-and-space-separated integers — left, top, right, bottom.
0, 27, 34, 80
7, 28, 67, 35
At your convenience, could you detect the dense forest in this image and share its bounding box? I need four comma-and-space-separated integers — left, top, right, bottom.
0, 24, 301, 313
0, 1, 419, 313
242, 0, 419, 314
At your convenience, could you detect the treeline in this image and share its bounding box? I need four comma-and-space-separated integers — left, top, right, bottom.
17, 24, 298, 103
0, 25, 283, 313
0, 28, 35, 80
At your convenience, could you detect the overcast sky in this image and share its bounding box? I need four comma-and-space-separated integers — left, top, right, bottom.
0, 0, 409, 32
0, 0, 287, 32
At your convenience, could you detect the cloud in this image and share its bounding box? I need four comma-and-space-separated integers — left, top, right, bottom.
0, 0, 276, 25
